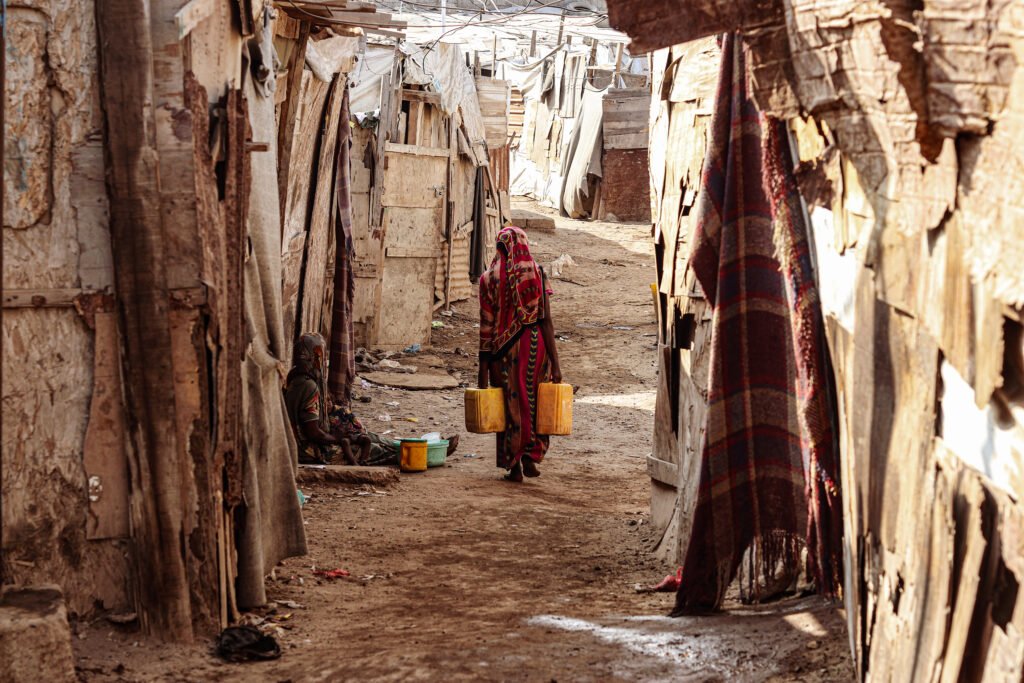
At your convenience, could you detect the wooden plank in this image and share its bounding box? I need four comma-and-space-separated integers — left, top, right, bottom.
295, 465, 400, 487
299, 75, 346, 338
646, 454, 678, 486
402, 89, 441, 105
276, 22, 311, 225
274, 71, 289, 105
939, 474, 988, 683
383, 206, 444, 249
605, 132, 650, 150
370, 53, 401, 230
174, 0, 218, 39
2, 288, 85, 308
383, 142, 450, 158
281, 72, 330, 355
386, 245, 441, 258
381, 155, 448, 208
373, 257, 437, 348
82, 311, 131, 540
95, 1, 197, 639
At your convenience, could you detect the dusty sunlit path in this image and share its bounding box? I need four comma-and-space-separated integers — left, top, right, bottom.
75, 201, 853, 682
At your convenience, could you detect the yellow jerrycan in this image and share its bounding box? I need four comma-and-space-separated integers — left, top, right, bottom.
464, 388, 506, 433
399, 439, 428, 472
537, 383, 573, 436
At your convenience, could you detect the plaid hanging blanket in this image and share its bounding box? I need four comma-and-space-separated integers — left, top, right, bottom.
328, 87, 357, 406
675, 32, 842, 614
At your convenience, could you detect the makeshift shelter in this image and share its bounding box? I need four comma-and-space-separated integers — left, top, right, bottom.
610, 0, 1024, 678
345, 40, 505, 350
1, 0, 405, 641
395, 7, 650, 223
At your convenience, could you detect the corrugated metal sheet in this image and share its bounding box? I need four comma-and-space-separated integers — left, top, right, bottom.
449, 236, 473, 302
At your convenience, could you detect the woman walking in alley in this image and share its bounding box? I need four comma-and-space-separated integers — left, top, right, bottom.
478, 226, 563, 483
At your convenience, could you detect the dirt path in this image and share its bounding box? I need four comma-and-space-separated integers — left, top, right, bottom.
74, 202, 854, 682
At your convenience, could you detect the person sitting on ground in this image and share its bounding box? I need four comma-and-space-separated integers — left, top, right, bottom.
284, 332, 400, 467
284, 332, 460, 466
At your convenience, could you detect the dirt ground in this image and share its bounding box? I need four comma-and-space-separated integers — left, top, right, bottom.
73, 201, 855, 682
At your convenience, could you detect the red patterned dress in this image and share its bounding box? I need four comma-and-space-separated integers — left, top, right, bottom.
478, 227, 554, 470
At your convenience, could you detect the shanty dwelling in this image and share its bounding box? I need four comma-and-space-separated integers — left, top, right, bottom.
344, 41, 504, 350
1, 0, 407, 669
608, 0, 1024, 679
594, 87, 651, 222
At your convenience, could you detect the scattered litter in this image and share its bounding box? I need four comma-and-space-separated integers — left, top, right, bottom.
381, 429, 394, 436
215, 625, 281, 662
403, 343, 421, 354
275, 600, 305, 610
313, 568, 351, 579
376, 359, 417, 374
357, 395, 372, 403
377, 414, 392, 422
634, 567, 683, 594
432, 321, 445, 329
385, 401, 400, 408
549, 253, 577, 278
361, 379, 371, 389
463, 453, 479, 459
404, 417, 420, 423
420, 432, 441, 442
612, 326, 634, 331
440, 310, 454, 317
297, 489, 307, 507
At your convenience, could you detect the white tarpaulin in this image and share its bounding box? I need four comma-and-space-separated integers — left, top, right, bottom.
561, 84, 606, 218
349, 45, 396, 115
400, 41, 488, 163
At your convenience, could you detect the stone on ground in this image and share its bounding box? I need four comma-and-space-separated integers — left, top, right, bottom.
0, 586, 76, 682
296, 465, 400, 487
510, 208, 556, 232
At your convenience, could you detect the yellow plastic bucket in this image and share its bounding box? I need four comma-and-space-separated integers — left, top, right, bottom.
465, 388, 506, 433
399, 439, 428, 472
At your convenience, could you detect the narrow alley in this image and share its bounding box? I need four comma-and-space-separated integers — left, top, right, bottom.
6, 0, 1024, 681
71, 205, 852, 681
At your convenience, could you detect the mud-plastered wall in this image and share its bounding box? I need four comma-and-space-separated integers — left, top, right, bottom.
3, 0, 131, 616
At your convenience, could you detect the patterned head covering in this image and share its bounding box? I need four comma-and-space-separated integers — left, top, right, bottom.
287, 333, 329, 425
481, 226, 546, 354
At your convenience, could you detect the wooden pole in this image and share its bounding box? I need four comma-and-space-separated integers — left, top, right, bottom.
95, 0, 198, 641
613, 43, 624, 88
530, 30, 537, 58
492, 34, 498, 77
556, 11, 565, 45
444, 118, 457, 309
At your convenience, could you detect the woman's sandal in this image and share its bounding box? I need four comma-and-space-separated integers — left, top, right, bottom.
522, 460, 541, 478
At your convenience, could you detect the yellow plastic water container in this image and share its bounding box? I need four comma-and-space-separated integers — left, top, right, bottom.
537, 382, 573, 436
399, 439, 428, 472
464, 388, 506, 433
